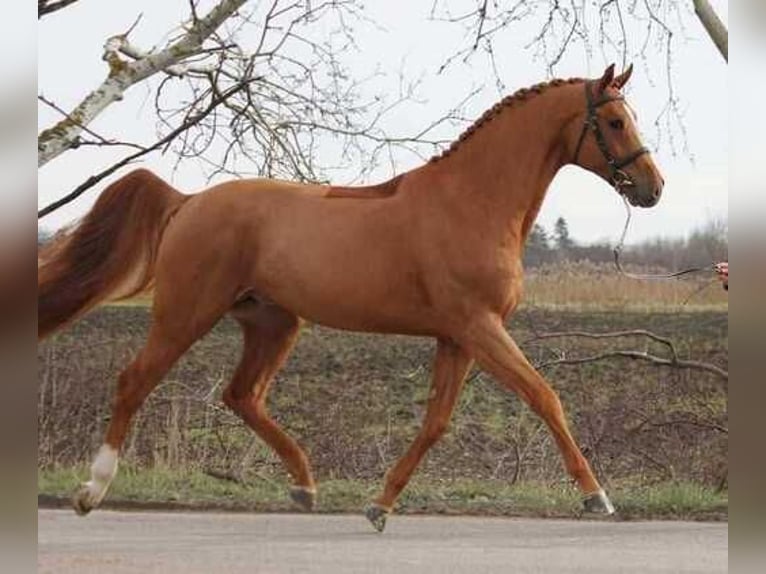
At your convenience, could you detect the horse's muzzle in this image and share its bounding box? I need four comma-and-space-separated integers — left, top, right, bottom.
624, 182, 661, 208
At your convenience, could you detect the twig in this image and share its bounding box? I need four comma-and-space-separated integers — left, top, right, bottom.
38, 79, 257, 219
38, 0, 249, 167
524, 329, 679, 362
536, 349, 728, 381
38, 95, 145, 151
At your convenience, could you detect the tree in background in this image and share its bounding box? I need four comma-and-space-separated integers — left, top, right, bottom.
432, 1, 727, 69
38, 1, 728, 219
431, 0, 728, 154
38, 0, 462, 218
553, 216, 575, 255
523, 223, 551, 267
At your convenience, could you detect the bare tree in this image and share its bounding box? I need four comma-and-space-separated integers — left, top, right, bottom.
38, 1, 728, 219
430, 1, 726, 76
38, 0, 250, 168
429, 1, 727, 152
38, 1, 462, 218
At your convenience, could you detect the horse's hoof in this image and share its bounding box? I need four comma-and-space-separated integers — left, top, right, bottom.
289, 486, 316, 512
72, 484, 96, 516
364, 503, 390, 533
582, 488, 615, 516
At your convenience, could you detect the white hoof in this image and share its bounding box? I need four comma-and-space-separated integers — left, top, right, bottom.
582, 488, 615, 515
72, 444, 118, 516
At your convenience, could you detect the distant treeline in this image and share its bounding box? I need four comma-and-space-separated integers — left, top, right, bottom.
524, 217, 728, 271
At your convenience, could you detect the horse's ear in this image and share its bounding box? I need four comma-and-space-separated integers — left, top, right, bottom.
596, 63, 616, 94
613, 63, 634, 90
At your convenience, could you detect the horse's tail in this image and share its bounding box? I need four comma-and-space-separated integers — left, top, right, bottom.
38, 169, 188, 340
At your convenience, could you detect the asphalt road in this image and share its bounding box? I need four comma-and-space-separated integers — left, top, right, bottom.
38, 509, 727, 574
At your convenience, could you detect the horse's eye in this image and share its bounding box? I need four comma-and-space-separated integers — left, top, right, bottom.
609, 119, 625, 130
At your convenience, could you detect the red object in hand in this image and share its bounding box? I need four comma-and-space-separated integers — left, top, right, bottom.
715, 262, 728, 290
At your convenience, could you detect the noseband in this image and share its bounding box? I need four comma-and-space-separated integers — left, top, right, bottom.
572, 82, 649, 191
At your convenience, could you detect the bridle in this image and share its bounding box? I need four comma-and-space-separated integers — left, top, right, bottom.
572, 81, 650, 192
572, 81, 716, 283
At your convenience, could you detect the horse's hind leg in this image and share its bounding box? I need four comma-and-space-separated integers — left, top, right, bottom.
73, 256, 239, 515
223, 301, 316, 510
73, 318, 215, 515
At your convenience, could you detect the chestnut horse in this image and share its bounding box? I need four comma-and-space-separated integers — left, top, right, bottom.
38, 64, 663, 531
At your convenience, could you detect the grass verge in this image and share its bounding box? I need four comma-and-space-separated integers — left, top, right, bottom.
38, 466, 727, 521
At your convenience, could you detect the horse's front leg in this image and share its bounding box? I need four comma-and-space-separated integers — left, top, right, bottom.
365, 338, 473, 532
460, 313, 614, 515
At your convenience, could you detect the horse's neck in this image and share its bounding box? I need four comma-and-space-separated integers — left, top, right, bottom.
424, 89, 578, 242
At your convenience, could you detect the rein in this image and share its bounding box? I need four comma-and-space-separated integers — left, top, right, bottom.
573, 81, 716, 282
612, 195, 716, 281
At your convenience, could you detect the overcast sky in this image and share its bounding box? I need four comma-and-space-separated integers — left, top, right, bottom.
38, 0, 729, 244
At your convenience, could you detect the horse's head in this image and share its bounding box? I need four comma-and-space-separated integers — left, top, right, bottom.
569, 64, 664, 208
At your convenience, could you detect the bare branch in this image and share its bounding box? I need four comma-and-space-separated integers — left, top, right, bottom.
536, 349, 728, 381
149, 1, 467, 186
113, 36, 235, 78
38, 79, 256, 219
525, 327, 728, 381
536, 342, 729, 381
38, 94, 145, 151
40, 0, 472, 213
38, 0, 81, 19
38, 0, 249, 167
430, 0, 717, 155
524, 329, 679, 362
634, 417, 728, 435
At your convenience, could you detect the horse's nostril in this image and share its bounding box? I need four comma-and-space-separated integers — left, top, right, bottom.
653, 187, 661, 199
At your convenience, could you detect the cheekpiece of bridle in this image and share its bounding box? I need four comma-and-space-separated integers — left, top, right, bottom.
572, 81, 649, 194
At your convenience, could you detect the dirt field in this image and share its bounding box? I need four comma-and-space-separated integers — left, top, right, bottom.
38, 302, 728, 495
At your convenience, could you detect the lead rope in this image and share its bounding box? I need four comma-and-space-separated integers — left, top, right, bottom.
612, 195, 716, 280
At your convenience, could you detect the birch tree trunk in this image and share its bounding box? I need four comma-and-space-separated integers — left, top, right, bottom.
693, 0, 728, 62
37, 0, 248, 168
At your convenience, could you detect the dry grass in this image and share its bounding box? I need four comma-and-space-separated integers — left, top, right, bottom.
523, 261, 727, 310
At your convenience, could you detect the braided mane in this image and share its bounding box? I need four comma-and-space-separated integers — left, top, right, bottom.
429, 77, 585, 163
